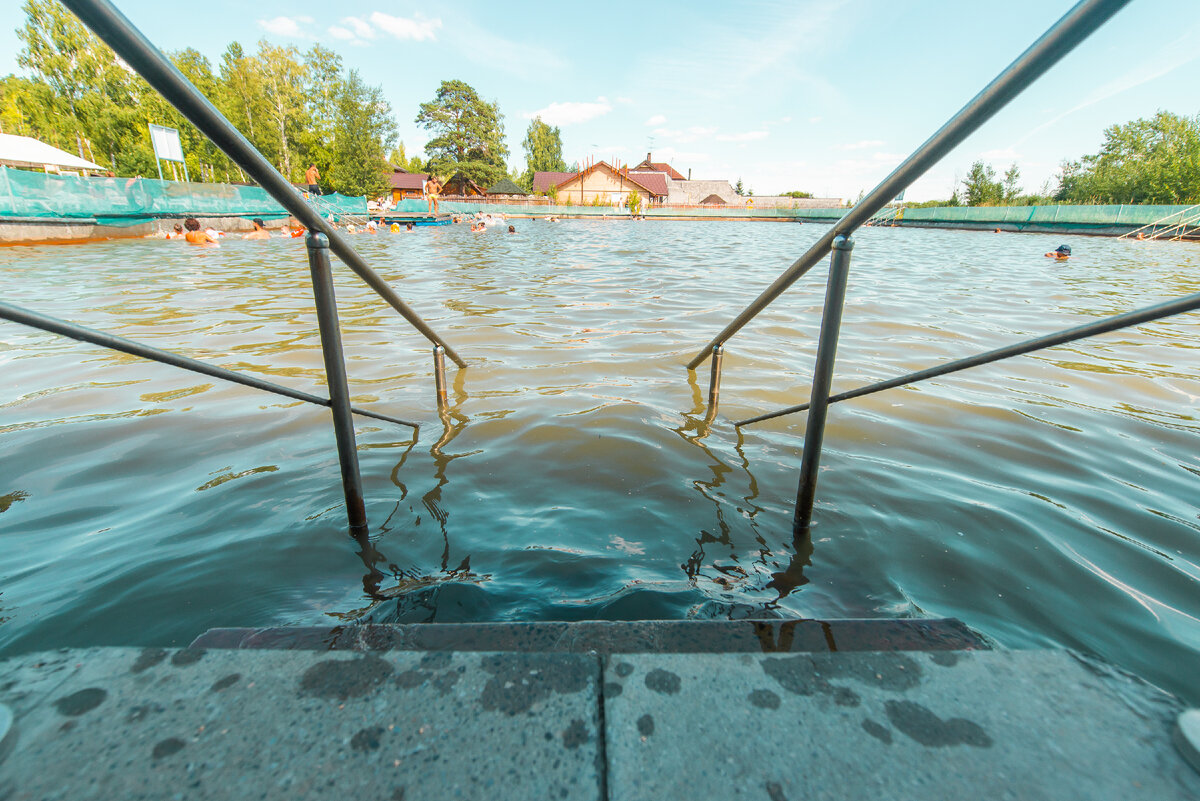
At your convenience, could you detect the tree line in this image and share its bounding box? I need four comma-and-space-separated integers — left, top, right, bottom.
1, 0, 398, 196
0, 1, 571, 199
946, 110, 1200, 208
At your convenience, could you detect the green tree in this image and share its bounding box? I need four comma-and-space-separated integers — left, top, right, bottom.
416, 79, 508, 187
520, 116, 565, 190
328, 70, 396, 197
388, 142, 424, 172
625, 190, 642, 215
734, 178, 744, 196
299, 44, 344, 176
217, 42, 266, 171
1001, 163, 1021, 203
781, 190, 813, 198
254, 41, 308, 180
1057, 111, 1200, 204
962, 160, 1002, 205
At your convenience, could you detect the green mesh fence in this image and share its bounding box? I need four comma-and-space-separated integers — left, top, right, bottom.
895, 204, 1195, 227
0, 167, 366, 227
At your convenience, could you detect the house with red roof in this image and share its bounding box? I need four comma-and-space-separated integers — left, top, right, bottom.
534, 161, 668, 206
629, 153, 686, 181
387, 167, 428, 203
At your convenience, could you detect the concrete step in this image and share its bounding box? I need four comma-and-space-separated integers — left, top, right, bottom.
0, 622, 1196, 800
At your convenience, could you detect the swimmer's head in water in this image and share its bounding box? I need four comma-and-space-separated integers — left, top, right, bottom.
184, 218, 200, 231
173, 224, 183, 233
252, 218, 265, 229
1055, 244, 1071, 255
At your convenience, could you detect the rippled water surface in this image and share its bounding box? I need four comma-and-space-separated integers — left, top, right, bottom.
1, 221, 1198, 701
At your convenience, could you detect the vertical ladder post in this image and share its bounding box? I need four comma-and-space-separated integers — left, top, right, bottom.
305, 232, 368, 536
706, 344, 724, 419
433, 345, 449, 412
794, 235, 854, 535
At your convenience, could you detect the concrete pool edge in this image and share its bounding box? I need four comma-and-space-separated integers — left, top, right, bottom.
189, 617, 989, 654
1, 640, 1197, 799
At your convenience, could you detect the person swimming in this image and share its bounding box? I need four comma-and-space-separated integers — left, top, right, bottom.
1045, 244, 1071, 259
184, 217, 217, 246
243, 218, 271, 240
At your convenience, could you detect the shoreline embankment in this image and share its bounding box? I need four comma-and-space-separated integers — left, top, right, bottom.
3, 169, 1197, 243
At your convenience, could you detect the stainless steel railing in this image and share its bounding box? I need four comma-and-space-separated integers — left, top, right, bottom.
3, 0, 471, 537
688, 0, 1142, 534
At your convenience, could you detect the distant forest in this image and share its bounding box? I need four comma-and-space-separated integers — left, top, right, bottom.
3, 2, 1198, 206
1, 0, 397, 196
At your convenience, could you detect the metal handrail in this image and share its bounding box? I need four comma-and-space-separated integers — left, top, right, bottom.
1117, 203, 1200, 240
734, 291, 1200, 427
685, 0, 1131, 371
61, 0, 467, 370
0, 301, 420, 430
308, 194, 373, 229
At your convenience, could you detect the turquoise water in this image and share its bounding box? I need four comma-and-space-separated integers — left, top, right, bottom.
1, 221, 1197, 702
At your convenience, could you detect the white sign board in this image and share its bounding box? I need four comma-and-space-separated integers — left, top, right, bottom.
148, 124, 185, 163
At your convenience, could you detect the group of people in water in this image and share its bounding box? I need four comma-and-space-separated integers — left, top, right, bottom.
164, 217, 305, 246
165, 209, 520, 246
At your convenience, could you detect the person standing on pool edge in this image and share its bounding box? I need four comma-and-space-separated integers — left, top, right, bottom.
305, 164, 321, 196
1045, 244, 1071, 259
425, 175, 441, 215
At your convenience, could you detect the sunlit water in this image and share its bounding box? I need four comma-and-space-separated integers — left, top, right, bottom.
1, 220, 1197, 701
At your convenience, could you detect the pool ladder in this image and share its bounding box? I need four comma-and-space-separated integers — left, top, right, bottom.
5, 0, 470, 538
8, 0, 1199, 545
687, 0, 1200, 536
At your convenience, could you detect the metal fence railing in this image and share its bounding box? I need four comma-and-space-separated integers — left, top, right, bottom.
680, 0, 1197, 537
1, 0, 472, 538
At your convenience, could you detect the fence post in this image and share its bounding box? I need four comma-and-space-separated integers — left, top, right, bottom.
305, 232, 368, 536
794, 235, 854, 534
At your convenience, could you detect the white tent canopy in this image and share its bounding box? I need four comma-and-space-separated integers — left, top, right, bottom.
0, 133, 105, 172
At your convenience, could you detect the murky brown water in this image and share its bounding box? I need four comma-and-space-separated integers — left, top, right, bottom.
1, 220, 1197, 701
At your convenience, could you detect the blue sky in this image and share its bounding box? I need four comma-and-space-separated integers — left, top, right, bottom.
3, 0, 1198, 200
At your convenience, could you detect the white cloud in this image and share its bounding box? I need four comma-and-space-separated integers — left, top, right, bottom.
616, 97, 633, 104
258, 16, 313, 38
341, 16, 376, 40
369, 11, 441, 41
716, 131, 768, 142
525, 97, 613, 126
834, 139, 884, 151
328, 26, 355, 40
645, 114, 667, 126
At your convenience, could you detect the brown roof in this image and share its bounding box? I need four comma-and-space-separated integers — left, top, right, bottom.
532, 171, 577, 193
387, 171, 428, 190
626, 171, 669, 196
631, 153, 685, 180
554, 162, 669, 198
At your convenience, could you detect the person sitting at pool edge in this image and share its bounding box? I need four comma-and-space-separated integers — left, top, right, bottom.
184, 217, 217, 246
1045, 244, 1071, 259
243, 218, 270, 240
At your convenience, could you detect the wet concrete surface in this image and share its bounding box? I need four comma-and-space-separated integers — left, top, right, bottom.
0, 648, 600, 800
0, 628, 1197, 800
605, 650, 1200, 801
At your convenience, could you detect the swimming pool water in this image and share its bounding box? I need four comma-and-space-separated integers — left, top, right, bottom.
1, 220, 1197, 702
